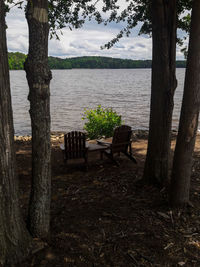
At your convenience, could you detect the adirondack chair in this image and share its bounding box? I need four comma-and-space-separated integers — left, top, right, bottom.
97, 125, 137, 166
60, 131, 88, 169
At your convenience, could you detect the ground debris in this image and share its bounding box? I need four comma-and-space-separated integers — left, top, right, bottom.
157, 211, 170, 219
16, 135, 200, 266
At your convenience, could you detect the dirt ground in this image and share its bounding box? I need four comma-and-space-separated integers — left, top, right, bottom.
15, 133, 200, 267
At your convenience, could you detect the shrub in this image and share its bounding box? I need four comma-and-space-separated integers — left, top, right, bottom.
82, 105, 122, 139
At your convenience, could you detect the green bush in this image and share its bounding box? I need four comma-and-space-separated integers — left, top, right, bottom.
82, 105, 122, 139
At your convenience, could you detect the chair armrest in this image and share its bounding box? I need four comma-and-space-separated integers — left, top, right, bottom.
97, 140, 111, 146
60, 143, 88, 150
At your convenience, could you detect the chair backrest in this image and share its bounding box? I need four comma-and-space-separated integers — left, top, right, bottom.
64, 131, 87, 160
112, 125, 132, 153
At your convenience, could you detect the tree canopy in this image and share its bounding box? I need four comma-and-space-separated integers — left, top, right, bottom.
8, 52, 186, 70
100, 0, 192, 49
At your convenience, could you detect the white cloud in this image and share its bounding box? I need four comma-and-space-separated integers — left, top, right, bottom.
48, 22, 153, 59
6, 7, 28, 53
5, 4, 186, 60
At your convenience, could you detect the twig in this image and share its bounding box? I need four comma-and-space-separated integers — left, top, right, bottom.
135, 250, 154, 264
127, 252, 139, 266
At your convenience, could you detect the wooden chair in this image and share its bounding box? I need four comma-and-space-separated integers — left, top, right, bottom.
61, 131, 88, 169
97, 125, 137, 166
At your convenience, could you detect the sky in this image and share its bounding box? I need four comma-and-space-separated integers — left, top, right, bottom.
6, 3, 187, 60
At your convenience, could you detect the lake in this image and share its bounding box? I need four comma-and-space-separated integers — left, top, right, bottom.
10, 69, 185, 135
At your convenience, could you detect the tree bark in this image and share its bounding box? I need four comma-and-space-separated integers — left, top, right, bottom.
170, 0, 200, 207
143, 0, 177, 187
0, 0, 33, 264
24, 0, 52, 238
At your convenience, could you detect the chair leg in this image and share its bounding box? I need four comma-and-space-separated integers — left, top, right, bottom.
104, 151, 119, 166
62, 150, 66, 162
129, 144, 132, 156
100, 151, 104, 160
123, 151, 137, 164
63, 154, 67, 165
85, 154, 88, 171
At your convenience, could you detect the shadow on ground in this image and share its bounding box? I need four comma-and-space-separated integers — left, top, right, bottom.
15, 135, 200, 266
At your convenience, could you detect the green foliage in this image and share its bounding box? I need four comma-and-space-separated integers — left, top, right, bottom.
48, 56, 72, 69
82, 105, 122, 139
8, 52, 27, 70
68, 56, 152, 69
48, 0, 105, 39
5, 1, 192, 54
8, 52, 186, 70
100, 0, 192, 51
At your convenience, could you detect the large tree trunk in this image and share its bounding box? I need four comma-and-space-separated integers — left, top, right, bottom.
143, 0, 177, 187
24, 0, 52, 238
0, 0, 33, 264
170, 0, 200, 207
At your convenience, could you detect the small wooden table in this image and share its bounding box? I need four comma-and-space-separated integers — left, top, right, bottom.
60, 141, 108, 159
87, 142, 108, 159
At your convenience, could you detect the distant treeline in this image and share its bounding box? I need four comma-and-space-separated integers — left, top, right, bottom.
8, 52, 186, 70
8, 52, 27, 70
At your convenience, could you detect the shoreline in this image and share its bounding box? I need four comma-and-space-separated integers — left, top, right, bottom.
14, 129, 181, 142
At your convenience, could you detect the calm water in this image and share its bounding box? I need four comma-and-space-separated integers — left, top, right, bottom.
10, 69, 185, 135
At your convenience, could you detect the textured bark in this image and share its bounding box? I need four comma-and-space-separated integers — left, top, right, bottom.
170, 0, 200, 206
24, 0, 52, 238
0, 0, 33, 264
143, 0, 177, 186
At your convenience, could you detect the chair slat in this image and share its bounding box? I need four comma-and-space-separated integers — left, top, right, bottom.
64, 131, 88, 164
112, 125, 132, 153
102, 125, 137, 165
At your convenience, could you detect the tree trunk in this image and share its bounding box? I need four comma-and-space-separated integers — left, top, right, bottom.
24, 0, 52, 238
170, 0, 200, 206
143, 0, 177, 187
0, 0, 33, 264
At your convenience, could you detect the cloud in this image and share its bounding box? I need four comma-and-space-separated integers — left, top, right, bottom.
5, 4, 186, 60
6, 7, 28, 54
135, 43, 146, 48
47, 22, 153, 60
